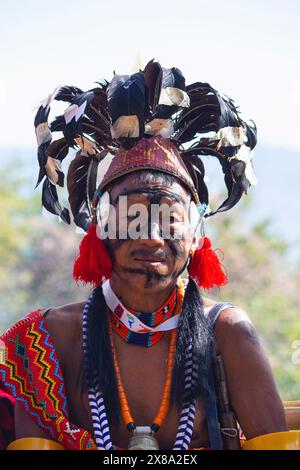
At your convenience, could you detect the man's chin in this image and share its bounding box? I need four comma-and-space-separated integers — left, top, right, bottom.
123, 266, 171, 285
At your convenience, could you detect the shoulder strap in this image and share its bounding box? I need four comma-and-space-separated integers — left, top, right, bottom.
206, 302, 235, 331
203, 302, 235, 450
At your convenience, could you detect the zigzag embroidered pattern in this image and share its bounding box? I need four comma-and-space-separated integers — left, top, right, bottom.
1, 309, 97, 450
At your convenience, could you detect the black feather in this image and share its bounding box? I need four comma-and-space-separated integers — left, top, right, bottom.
181, 154, 209, 206
48, 137, 69, 161
144, 59, 163, 116
67, 152, 102, 232
35, 142, 49, 188
243, 119, 257, 150
35, 138, 68, 189
34, 103, 51, 128
34, 102, 52, 189
62, 90, 96, 146
50, 115, 65, 133
42, 177, 70, 224
107, 72, 145, 147
175, 82, 239, 143
157, 67, 187, 119
55, 86, 84, 103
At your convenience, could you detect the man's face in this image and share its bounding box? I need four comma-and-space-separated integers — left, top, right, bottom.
103, 172, 195, 292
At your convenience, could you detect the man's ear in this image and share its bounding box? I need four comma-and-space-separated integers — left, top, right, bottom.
189, 201, 200, 232
97, 191, 111, 237
191, 234, 197, 250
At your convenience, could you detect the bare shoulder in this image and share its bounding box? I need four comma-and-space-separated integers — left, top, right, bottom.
43, 301, 85, 330
201, 293, 256, 347
214, 304, 257, 352
43, 301, 86, 369
210, 304, 287, 437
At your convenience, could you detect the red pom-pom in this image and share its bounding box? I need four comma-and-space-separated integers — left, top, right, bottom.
188, 236, 228, 290
73, 224, 112, 286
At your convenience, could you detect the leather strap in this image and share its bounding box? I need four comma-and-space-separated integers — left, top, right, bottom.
204, 302, 235, 450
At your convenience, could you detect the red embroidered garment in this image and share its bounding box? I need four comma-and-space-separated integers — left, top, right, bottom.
0, 309, 96, 450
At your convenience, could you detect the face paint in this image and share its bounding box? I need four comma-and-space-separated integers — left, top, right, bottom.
104, 172, 196, 291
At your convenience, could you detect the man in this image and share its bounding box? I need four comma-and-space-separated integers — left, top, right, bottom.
0, 62, 287, 450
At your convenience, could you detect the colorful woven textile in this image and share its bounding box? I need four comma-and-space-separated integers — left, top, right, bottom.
0, 310, 96, 450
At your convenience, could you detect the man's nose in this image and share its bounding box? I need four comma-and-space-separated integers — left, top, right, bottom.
139, 221, 164, 245
148, 221, 162, 240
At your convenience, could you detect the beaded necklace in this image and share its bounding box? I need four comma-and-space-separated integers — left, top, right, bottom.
82, 285, 197, 450
107, 283, 178, 347
108, 309, 178, 449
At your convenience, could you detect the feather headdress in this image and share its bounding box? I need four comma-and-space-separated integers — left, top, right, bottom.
34, 60, 257, 232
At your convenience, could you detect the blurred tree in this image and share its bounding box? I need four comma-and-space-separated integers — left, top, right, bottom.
208, 195, 300, 400
0, 161, 90, 330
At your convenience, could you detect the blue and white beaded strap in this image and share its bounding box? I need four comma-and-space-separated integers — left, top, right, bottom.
173, 400, 196, 450
173, 339, 196, 450
88, 388, 105, 449
82, 294, 104, 449
82, 293, 112, 450
93, 384, 114, 450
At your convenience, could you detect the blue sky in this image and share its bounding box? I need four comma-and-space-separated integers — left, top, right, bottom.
0, 0, 300, 150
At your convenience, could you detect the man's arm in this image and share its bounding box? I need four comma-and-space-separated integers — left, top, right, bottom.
215, 308, 288, 439
14, 402, 49, 439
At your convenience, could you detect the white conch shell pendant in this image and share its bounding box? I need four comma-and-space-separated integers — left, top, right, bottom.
128, 427, 160, 450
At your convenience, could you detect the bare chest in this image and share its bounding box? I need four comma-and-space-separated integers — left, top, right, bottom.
63, 334, 210, 450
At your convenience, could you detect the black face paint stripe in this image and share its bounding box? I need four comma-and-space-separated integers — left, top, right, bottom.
123, 267, 170, 287
113, 188, 188, 206
167, 239, 186, 259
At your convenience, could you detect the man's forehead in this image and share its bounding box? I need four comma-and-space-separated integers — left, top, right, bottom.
109, 173, 191, 204
116, 188, 189, 205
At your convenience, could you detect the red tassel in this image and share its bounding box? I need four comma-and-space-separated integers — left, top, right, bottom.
73, 224, 112, 287
188, 237, 228, 290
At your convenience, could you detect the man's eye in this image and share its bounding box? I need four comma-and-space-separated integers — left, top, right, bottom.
127, 214, 136, 219
169, 214, 182, 223
119, 214, 135, 221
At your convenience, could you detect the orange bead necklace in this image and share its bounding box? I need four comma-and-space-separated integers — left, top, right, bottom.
107, 280, 184, 439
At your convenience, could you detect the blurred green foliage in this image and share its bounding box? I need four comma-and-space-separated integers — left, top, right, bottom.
208, 198, 300, 400
0, 161, 91, 331
0, 163, 299, 400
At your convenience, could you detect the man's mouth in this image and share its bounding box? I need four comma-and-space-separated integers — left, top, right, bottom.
133, 252, 167, 265
134, 257, 166, 264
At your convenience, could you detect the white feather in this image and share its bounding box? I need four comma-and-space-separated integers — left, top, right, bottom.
35, 122, 51, 146
64, 101, 87, 124
96, 153, 114, 188
74, 136, 97, 155
159, 87, 190, 108
229, 145, 258, 186
213, 126, 247, 148
45, 156, 62, 185
38, 85, 62, 112
110, 115, 139, 139
145, 119, 174, 138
